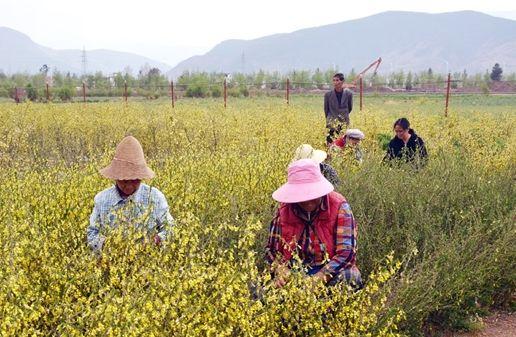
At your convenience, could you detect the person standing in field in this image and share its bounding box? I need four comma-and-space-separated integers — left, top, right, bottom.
324, 73, 353, 145
384, 117, 428, 166
87, 136, 174, 253
292, 144, 340, 188
330, 128, 365, 164
266, 159, 362, 289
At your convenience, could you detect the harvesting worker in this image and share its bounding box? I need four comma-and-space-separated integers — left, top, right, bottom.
384, 117, 428, 166
324, 73, 353, 145
265, 159, 362, 289
329, 128, 365, 164
87, 136, 174, 252
292, 144, 340, 187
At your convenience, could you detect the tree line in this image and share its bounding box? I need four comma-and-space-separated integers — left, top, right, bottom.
0, 63, 513, 100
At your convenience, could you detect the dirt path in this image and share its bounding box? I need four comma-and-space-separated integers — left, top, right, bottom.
452, 311, 515, 337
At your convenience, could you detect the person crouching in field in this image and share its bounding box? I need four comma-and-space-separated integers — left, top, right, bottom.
292, 144, 340, 188
330, 128, 365, 164
87, 136, 174, 253
384, 117, 428, 167
266, 159, 362, 289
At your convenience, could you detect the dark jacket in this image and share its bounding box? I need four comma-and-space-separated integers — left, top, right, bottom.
324, 89, 353, 127
384, 129, 428, 164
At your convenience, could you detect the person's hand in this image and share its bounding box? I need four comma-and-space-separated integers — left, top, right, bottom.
313, 271, 331, 284
274, 275, 288, 288
273, 264, 290, 288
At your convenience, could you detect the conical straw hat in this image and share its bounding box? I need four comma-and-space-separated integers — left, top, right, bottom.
100, 136, 155, 180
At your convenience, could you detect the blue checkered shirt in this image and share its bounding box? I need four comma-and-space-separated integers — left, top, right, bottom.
87, 183, 174, 251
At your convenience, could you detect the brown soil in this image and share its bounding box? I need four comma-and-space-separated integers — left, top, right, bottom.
446, 311, 515, 337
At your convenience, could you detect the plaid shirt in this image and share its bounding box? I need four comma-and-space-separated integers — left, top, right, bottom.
87, 183, 174, 251
266, 198, 357, 278
320, 163, 340, 187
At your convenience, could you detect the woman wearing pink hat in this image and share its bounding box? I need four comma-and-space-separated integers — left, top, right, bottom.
266, 159, 362, 288
87, 136, 174, 253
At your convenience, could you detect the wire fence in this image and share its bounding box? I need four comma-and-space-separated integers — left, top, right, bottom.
5, 77, 516, 116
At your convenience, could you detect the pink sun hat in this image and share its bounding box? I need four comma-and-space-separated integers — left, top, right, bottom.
272, 159, 334, 203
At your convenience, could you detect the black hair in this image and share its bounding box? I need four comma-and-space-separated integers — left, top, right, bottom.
393, 117, 410, 130
333, 73, 345, 81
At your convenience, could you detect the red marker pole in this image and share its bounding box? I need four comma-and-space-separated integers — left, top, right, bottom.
224, 78, 227, 109
445, 73, 451, 117
359, 76, 363, 111
82, 82, 86, 103
170, 81, 174, 108
46, 83, 50, 102
286, 78, 290, 105
124, 82, 128, 103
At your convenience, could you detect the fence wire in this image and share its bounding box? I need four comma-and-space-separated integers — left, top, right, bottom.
5, 79, 516, 105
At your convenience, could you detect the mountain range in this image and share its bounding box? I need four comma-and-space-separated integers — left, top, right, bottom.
0, 27, 171, 75
2, 11, 516, 77
168, 11, 516, 77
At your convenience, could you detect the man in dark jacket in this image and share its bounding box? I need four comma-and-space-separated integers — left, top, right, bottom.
324, 73, 353, 145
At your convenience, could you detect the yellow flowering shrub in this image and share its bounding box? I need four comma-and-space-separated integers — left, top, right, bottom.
0, 95, 514, 335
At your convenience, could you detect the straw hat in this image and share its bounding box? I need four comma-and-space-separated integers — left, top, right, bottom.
345, 129, 365, 140
292, 144, 327, 163
100, 136, 155, 180
272, 159, 334, 203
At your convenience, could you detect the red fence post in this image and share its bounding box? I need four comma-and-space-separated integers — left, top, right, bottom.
170, 81, 174, 108
224, 78, 227, 109
82, 82, 86, 103
359, 76, 363, 111
46, 83, 50, 102
445, 73, 451, 117
286, 78, 290, 105
124, 81, 128, 103
14, 87, 19, 103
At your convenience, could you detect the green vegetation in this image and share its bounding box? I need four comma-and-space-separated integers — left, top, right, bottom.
0, 96, 514, 335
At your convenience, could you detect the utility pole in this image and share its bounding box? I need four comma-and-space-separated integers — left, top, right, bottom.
81, 46, 87, 77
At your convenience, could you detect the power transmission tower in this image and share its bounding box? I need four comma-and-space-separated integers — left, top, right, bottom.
81, 47, 87, 76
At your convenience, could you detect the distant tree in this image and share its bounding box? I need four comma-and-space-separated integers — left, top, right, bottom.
254, 70, 266, 88
490, 63, 503, 81
289, 70, 311, 89
113, 72, 125, 88
405, 71, 413, 91
427, 68, 434, 80
451, 72, 461, 89
412, 73, 420, 88
57, 87, 74, 101
312, 68, 325, 89
265, 71, 282, 89
460, 69, 468, 87
26, 83, 38, 101
347, 68, 357, 83
52, 71, 64, 87
483, 70, 491, 83
394, 70, 405, 88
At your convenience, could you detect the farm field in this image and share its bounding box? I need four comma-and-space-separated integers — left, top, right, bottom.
0, 95, 514, 336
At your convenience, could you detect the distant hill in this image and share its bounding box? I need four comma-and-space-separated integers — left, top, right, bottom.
0, 27, 171, 74
168, 11, 516, 77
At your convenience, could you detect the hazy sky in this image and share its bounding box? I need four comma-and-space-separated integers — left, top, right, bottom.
1, 0, 515, 66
